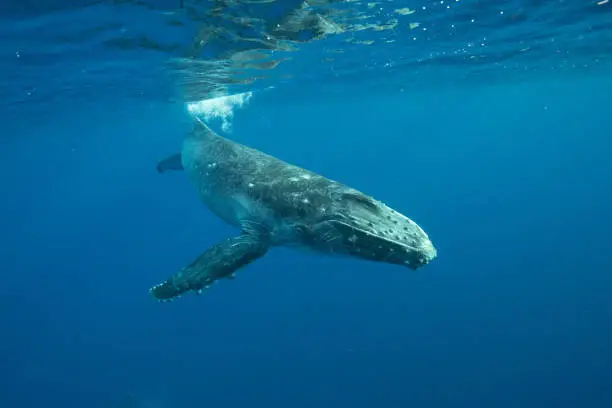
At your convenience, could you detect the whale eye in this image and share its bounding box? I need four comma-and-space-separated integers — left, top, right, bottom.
342, 192, 379, 213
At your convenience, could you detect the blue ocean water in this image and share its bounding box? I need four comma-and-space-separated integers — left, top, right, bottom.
1, 1, 611, 408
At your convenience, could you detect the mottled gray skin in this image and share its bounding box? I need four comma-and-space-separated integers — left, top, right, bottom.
150, 119, 437, 301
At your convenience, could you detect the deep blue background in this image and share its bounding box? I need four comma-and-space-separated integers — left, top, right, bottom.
1, 78, 611, 408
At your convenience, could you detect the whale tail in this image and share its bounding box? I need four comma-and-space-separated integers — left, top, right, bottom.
156, 117, 218, 173
156, 153, 183, 173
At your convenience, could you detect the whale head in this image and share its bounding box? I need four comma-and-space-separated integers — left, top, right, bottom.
310, 189, 437, 270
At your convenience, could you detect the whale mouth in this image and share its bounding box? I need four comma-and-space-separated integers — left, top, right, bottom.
330, 220, 436, 269
401, 240, 437, 269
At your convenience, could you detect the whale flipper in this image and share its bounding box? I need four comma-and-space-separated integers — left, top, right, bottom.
150, 233, 268, 300
156, 153, 183, 173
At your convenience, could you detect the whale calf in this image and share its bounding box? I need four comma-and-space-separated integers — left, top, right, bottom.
151, 119, 436, 301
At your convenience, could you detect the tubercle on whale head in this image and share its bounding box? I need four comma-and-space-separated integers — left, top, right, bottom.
312, 189, 437, 270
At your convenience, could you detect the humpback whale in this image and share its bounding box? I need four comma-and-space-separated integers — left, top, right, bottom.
151, 119, 437, 301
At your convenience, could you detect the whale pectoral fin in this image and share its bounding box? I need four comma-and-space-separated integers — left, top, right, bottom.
149, 234, 268, 301
156, 153, 183, 173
